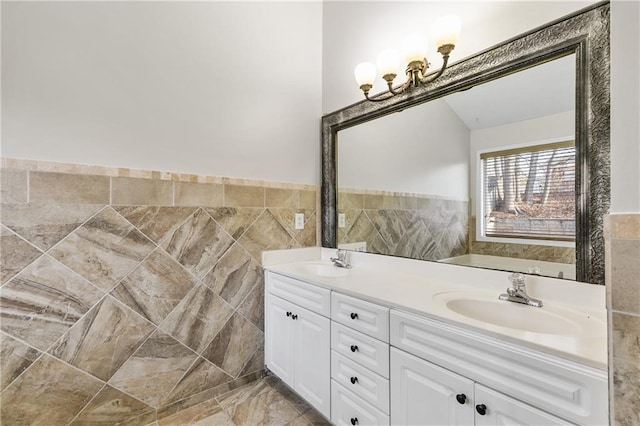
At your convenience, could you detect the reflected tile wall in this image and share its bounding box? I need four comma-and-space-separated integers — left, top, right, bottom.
605, 213, 640, 426
0, 159, 318, 425
338, 189, 469, 261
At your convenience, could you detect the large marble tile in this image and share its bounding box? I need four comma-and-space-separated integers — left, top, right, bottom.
239, 347, 265, 377
395, 220, 438, 261
0, 333, 41, 392
612, 312, 640, 426
367, 210, 405, 250
237, 278, 264, 330
49, 296, 155, 381
0, 203, 102, 251
29, 171, 110, 204
157, 371, 265, 421
114, 206, 197, 244
224, 185, 264, 208
269, 208, 314, 239
205, 207, 263, 240
111, 177, 173, 206
265, 188, 298, 208
162, 357, 232, 406
299, 190, 317, 210
49, 207, 156, 291
202, 243, 263, 308
162, 209, 235, 279
1, 225, 42, 284
160, 284, 234, 354
112, 249, 199, 325
216, 378, 271, 410
174, 182, 224, 208
611, 238, 640, 315
344, 211, 377, 247
0, 354, 103, 425
108, 330, 198, 408
293, 211, 317, 247
237, 210, 294, 263
203, 312, 264, 378
1, 255, 104, 351
70, 384, 156, 426
0, 168, 28, 203
159, 399, 233, 426
220, 379, 300, 425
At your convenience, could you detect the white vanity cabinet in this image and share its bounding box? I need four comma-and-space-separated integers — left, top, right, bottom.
330, 292, 391, 426
391, 348, 570, 425
390, 310, 608, 426
265, 272, 331, 419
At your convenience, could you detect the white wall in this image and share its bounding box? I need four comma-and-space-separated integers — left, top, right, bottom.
338, 99, 469, 198
322, 1, 593, 114
1, 1, 322, 184
611, 0, 640, 213
469, 111, 575, 212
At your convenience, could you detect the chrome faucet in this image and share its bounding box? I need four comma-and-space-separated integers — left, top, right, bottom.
499, 273, 543, 307
330, 249, 351, 269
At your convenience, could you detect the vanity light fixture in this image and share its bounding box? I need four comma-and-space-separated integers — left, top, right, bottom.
354, 15, 461, 102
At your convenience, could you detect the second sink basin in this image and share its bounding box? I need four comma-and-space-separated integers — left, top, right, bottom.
433, 291, 604, 336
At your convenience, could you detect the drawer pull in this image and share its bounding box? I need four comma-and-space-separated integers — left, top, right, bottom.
350, 345, 359, 352
350, 376, 358, 384
350, 312, 358, 320
291, 314, 298, 320
286, 311, 291, 317
476, 404, 487, 416
350, 417, 358, 425
456, 394, 466, 404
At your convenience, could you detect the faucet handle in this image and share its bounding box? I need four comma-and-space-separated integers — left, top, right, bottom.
336, 249, 347, 262
508, 272, 526, 288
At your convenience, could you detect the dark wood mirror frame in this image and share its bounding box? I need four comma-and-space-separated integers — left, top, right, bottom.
321, 2, 610, 284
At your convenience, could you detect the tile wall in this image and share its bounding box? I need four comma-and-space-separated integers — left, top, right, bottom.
468, 217, 575, 264
0, 158, 318, 425
337, 189, 468, 261
605, 213, 640, 426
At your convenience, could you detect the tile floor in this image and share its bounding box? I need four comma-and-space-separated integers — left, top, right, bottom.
153, 375, 331, 425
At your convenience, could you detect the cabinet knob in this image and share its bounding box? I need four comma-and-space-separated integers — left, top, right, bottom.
286, 311, 291, 317
350, 312, 358, 320
350, 376, 358, 384
291, 314, 298, 320
456, 394, 466, 404
475, 404, 487, 416
350, 345, 358, 352
350, 418, 358, 425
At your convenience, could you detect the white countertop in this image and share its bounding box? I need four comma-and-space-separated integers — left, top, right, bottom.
263, 247, 607, 371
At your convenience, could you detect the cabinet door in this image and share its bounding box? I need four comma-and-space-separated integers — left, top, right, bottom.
391, 348, 474, 426
265, 295, 295, 387
294, 305, 331, 418
474, 384, 571, 426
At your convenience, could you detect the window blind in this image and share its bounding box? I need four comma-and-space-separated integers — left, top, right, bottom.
481, 141, 575, 241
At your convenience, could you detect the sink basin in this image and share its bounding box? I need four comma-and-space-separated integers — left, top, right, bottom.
434, 292, 602, 336
296, 262, 350, 278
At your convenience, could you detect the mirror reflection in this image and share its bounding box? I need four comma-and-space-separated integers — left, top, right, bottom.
337, 54, 576, 280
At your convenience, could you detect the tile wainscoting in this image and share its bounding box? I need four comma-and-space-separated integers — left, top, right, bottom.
337, 188, 469, 261
0, 159, 318, 425
605, 214, 640, 426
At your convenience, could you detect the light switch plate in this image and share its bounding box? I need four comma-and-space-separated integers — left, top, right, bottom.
295, 213, 304, 229
338, 213, 346, 228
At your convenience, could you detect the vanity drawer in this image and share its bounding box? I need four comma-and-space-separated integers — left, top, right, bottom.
332, 322, 389, 378
390, 310, 608, 426
266, 272, 331, 317
331, 350, 389, 414
331, 380, 389, 426
332, 292, 389, 342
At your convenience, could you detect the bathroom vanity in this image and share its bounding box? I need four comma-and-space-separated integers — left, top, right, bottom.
263, 248, 608, 426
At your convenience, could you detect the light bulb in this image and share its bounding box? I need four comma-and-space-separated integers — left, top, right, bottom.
432, 14, 461, 48
402, 35, 428, 63
354, 62, 376, 87
376, 50, 400, 80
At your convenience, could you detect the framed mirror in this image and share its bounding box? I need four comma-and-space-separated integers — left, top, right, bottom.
321, 3, 610, 284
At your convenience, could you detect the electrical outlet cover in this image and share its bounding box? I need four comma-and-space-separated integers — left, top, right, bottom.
338, 213, 346, 228
295, 213, 304, 229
